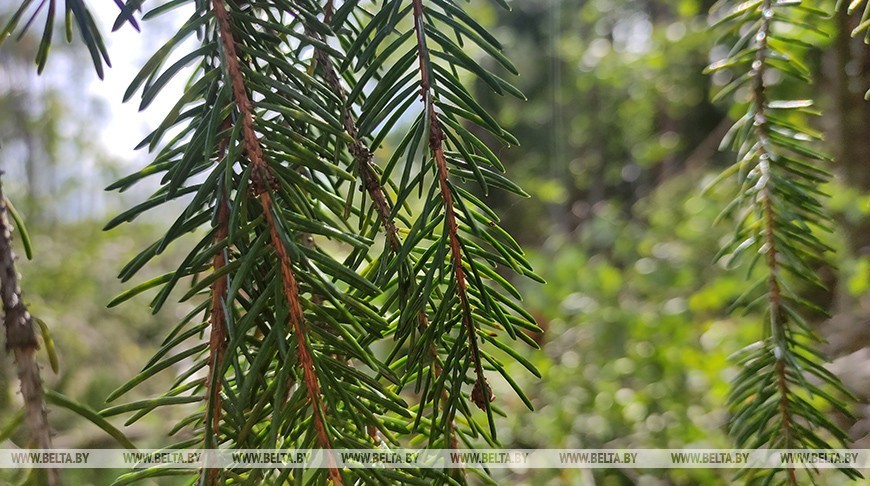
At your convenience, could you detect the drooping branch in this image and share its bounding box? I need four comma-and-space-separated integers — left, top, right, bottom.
312, 19, 399, 252
411, 0, 491, 411
749, 3, 796, 483
203, 194, 229, 485
210, 1, 341, 483
0, 172, 59, 486
203, 120, 233, 486
311, 7, 458, 446
709, 0, 859, 482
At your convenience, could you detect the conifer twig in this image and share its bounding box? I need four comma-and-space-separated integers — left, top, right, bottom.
411, 0, 492, 411
747, 3, 797, 483
0, 172, 59, 486
312, 6, 459, 446
210, 1, 341, 483
203, 120, 233, 485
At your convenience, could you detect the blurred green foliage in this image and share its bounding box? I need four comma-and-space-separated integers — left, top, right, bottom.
492, 174, 862, 484
493, 175, 746, 483
1, 221, 198, 485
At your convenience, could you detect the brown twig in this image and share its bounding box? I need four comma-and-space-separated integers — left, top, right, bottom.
411, 0, 492, 411
0, 172, 60, 486
203, 119, 233, 486
210, 1, 341, 483
311, 44, 399, 251
313, 4, 458, 445
204, 195, 229, 485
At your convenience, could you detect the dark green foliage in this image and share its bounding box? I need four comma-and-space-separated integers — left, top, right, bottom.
0, 0, 112, 76
4, 0, 540, 483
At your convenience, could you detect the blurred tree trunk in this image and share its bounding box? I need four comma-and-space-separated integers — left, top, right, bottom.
823, 8, 870, 448
828, 8, 870, 347
835, 9, 870, 256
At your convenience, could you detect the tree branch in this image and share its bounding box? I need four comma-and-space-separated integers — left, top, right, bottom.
203, 119, 233, 486
411, 0, 492, 411
313, 6, 456, 446
312, 18, 399, 252
210, 1, 341, 483
750, 2, 796, 483
0, 172, 59, 486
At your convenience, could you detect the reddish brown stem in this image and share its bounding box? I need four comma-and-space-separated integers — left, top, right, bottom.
411, 0, 492, 410
203, 122, 232, 484
309, 15, 457, 446
204, 195, 229, 485
210, 1, 340, 483
312, 50, 399, 251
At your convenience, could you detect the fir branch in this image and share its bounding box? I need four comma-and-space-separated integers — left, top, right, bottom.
209, 1, 340, 483
311, 24, 399, 253
203, 119, 232, 486
709, 1, 860, 482
204, 193, 228, 485
337, 0, 538, 450
311, 3, 460, 449
0, 172, 59, 486
411, 0, 492, 411
749, 3, 796, 482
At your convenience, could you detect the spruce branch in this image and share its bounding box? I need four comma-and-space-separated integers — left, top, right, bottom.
310, 22, 400, 253
102, 0, 424, 479
411, 0, 492, 413
209, 0, 341, 482
336, 0, 540, 453
708, 1, 860, 483
203, 119, 233, 486
0, 172, 59, 486
309, 1, 463, 450
750, 0, 795, 450
749, 4, 796, 481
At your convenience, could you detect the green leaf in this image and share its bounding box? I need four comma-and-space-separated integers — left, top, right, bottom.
124, 13, 209, 102
33, 317, 59, 374
45, 390, 136, 449
4, 196, 33, 259
0, 409, 25, 443
100, 395, 203, 417
107, 272, 174, 308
